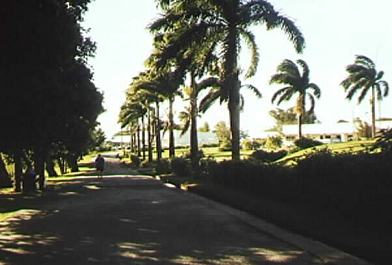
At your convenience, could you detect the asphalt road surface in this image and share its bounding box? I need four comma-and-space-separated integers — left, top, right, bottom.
0, 159, 363, 265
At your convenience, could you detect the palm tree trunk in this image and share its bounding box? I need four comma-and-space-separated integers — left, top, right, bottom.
137, 121, 141, 157
226, 26, 241, 160
298, 114, 303, 139
371, 86, 376, 138
168, 96, 175, 158
148, 107, 153, 162
190, 74, 199, 170
155, 101, 162, 161
142, 115, 146, 160
129, 125, 133, 154
14, 152, 22, 192
297, 94, 305, 139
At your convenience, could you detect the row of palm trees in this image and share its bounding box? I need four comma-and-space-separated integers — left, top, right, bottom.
119, 0, 304, 165
119, 0, 389, 165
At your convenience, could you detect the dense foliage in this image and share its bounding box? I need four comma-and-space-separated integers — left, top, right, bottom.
203, 150, 392, 228
294, 137, 322, 149
0, 0, 103, 191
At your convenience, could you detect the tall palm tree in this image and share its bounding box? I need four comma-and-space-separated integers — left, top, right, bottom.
150, 0, 304, 160
270, 59, 321, 139
341, 55, 389, 138
147, 29, 219, 167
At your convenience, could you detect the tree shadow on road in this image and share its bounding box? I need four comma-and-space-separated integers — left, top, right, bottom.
0, 175, 322, 265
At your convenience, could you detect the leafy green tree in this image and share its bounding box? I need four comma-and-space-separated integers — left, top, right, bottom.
341, 55, 389, 138
270, 59, 321, 139
151, 0, 304, 160
199, 122, 210, 132
90, 127, 106, 151
214, 121, 231, 151
0, 0, 102, 190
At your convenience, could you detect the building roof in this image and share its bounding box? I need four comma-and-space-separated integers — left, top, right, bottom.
281, 120, 392, 137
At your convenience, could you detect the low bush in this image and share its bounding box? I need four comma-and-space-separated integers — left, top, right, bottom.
218, 139, 232, 151
250, 149, 287, 162
155, 159, 171, 175
170, 157, 192, 177
201, 143, 219, 148
208, 160, 296, 201
204, 149, 392, 227
264, 136, 283, 150
295, 150, 392, 224
183, 150, 205, 160
294, 137, 322, 149
242, 139, 262, 150
129, 154, 141, 168
198, 157, 217, 179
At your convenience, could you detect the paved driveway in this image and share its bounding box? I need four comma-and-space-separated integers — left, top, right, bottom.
0, 159, 370, 264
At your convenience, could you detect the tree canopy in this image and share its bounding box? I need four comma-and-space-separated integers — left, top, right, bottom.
0, 0, 103, 190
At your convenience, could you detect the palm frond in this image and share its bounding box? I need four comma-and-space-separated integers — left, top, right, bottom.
178, 110, 190, 136
240, 94, 245, 111
296, 59, 309, 80
307, 83, 321, 98
271, 86, 292, 104
306, 93, 316, 113
267, 15, 305, 53
270, 73, 299, 87
198, 77, 221, 92
199, 88, 221, 113
378, 80, 389, 97
242, 84, 262, 98
276, 59, 300, 77
277, 88, 296, 105
357, 85, 371, 104
355, 55, 375, 69
239, 29, 259, 78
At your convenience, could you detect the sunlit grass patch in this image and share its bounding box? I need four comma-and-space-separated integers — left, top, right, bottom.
276, 139, 375, 165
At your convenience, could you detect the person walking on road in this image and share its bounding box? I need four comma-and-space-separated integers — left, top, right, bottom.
95, 154, 105, 179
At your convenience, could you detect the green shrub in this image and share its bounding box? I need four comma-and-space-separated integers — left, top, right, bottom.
170, 157, 192, 177
130, 154, 141, 168
242, 139, 262, 150
198, 157, 217, 179
208, 160, 296, 201
155, 159, 171, 175
218, 139, 232, 151
140, 159, 151, 168
264, 136, 283, 150
201, 143, 219, 148
183, 150, 205, 160
294, 137, 322, 149
250, 149, 287, 162
295, 150, 392, 224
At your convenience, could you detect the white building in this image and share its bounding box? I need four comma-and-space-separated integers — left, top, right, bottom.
280, 120, 392, 144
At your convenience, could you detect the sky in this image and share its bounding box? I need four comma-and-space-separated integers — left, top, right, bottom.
83, 0, 392, 138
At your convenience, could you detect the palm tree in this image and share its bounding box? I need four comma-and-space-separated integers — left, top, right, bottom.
150, 0, 304, 160
270, 59, 321, 139
341, 55, 389, 138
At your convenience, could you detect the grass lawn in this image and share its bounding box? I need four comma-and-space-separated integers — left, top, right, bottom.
276, 139, 375, 165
